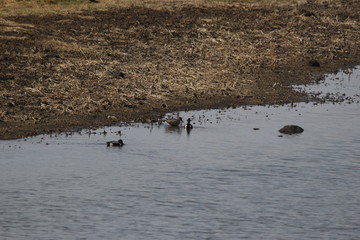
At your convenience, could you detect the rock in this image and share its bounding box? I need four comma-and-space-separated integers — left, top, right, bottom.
278, 125, 304, 135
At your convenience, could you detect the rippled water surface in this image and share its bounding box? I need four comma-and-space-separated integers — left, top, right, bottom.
1, 67, 360, 240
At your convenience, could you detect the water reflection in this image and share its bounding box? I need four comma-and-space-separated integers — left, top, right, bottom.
165, 126, 193, 138
165, 125, 183, 134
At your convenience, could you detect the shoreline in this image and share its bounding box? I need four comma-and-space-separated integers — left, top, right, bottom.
0, 62, 358, 140
1, 0, 360, 139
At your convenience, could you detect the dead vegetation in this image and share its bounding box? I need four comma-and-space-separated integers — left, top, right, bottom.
1, 0, 360, 139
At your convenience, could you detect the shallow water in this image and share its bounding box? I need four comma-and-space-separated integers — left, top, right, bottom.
1, 67, 360, 240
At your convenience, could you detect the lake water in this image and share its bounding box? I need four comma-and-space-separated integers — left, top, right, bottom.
1, 67, 360, 240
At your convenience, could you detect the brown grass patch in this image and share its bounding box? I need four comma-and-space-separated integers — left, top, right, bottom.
1, 0, 360, 138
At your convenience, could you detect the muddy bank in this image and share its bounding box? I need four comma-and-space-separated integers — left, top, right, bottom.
1, 0, 360, 139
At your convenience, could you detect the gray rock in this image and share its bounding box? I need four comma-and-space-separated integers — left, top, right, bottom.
278, 125, 304, 135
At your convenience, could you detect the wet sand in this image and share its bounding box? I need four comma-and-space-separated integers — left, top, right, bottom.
1, 0, 360, 139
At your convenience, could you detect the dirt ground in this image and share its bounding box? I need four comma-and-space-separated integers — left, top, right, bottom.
1, 0, 360, 139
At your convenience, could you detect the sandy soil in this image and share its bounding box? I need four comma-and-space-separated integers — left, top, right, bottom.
1, 0, 360, 139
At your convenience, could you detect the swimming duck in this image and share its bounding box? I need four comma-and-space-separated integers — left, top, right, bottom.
106, 139, 124, 147
184, 118, 193, 129
166, 117, 183, 127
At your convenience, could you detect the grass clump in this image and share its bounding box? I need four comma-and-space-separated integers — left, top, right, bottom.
0, 0, 141, 16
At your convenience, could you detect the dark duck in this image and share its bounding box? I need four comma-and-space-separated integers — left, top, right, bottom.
106, 139, 124, 147
184, 118, 193, 129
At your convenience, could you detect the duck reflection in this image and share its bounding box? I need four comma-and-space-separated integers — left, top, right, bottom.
165, 125, 182, 134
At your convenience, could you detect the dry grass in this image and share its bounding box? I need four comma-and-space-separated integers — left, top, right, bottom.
1, 0, 360, 138
0, 0, 227, 17
0, 0, 140, 16
0, 0, 335, 17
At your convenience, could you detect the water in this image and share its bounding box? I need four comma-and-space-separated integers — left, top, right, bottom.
1, 67, 360, 240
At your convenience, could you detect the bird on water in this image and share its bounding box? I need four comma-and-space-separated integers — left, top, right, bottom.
166, 113, 183, 127
166, 117, 183, 126
184, 118, 193, 129
106, 139, 124, 147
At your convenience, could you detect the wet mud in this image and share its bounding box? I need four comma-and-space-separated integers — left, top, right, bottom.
1, 0, 360, 139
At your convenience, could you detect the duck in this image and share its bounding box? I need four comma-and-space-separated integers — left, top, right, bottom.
184, 118, 193, 129
106, 139, 124, 147
166, 117, 183, 127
